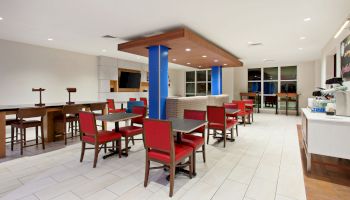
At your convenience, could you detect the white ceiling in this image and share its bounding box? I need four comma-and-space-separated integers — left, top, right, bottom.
0, 0, 349, 69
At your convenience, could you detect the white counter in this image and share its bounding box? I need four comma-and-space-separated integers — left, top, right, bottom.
301, 108, 350, 172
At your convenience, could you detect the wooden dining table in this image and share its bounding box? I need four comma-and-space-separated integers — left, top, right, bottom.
0, 101, 106, 158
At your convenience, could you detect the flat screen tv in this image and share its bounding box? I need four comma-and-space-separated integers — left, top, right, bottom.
119, 71, 141, 88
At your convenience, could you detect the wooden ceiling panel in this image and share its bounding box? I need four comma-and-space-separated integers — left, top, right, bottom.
118, 28, 243, 69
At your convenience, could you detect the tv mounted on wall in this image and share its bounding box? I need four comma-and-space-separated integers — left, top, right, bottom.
119, 71, 141, 88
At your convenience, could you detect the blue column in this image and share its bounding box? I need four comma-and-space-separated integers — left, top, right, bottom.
148, 45, 168, 119
211, 66, 222, 95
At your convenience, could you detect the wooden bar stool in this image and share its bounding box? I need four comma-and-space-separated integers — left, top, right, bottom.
11, 107, 46, 155
55, 104, 83, 145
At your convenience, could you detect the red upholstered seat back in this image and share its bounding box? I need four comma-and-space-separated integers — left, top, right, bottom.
184, 109, 206, 133
224, 103, 238, 110
131, 106, 147, 124
232, 100, 246, 111
129, 98, 136, 102
79, 112, 97, 136
107, 99, 115, 111
207, 106, 225, 125
143, 119, 173, 153
140, 98, 148, 107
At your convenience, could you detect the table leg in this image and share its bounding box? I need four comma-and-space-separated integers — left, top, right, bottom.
0, 112, 6, 158
306, 153, 312, 173
103, 121, 130, 159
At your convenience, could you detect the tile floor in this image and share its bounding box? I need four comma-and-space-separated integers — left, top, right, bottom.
0, 113, 306, 200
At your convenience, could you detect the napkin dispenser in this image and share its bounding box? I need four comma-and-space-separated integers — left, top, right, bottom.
336, 91, 350, 116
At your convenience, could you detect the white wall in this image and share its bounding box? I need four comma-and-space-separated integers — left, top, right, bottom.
0, 39, 98, 105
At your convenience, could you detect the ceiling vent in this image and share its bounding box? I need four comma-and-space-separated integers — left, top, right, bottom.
263, 59, 275, 62
102, 35, 117, 39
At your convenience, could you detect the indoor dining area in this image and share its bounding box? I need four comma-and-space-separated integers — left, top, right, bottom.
1, 1, 350, 200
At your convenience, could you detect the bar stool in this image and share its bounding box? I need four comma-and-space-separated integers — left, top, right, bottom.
11, 107, 46, 155
55, 104, 83, 145
90, 103, 107, 130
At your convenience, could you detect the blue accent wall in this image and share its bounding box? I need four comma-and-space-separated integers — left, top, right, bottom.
211, 66, 222, 95
148, 45, 168, 119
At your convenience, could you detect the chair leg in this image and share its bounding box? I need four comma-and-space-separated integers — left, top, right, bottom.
41, 125, 45, 150
20, 128, 23, 155
252, 112, 254, 122
125, 137, 129, 156
131, 136, 135, 145
64, 123, 67, 145
93, 144, 99, 168
169, 164, 175, 197
71, 122, 74, 138
23, 128, 26, 145
206, 128, 210, 144
15, 128, 18, 142
202, 144, 206, 163
223, 129, 226, 148
231, 127, 234, 141
236, 124, 239, 137
104, 143, 107, 153
35, 126, 39, 145
80, 142, 86, 162
243, 116, 246, 127
144, 159, 150, 187
11, 126, 14, 151
118, 139, 122, 158
191, 152, 195, 177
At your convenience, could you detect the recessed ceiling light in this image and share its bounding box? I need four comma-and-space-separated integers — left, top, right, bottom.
248, 41, 263, 46
298, 47, 303, 50
334, 19, 350, 39
304, 17, 311, 22
198, 66, 202, 68
300, 36, 306, 40
47, 38, 53, 41
223, 64, 227, 66
202, 55, 207, 58
172, 58, 176, 61
185, 48, 191, 52
214, 59, 219, 62
0, 17, 3, 21
187, 62, 191, 65
102, 49, 107, 52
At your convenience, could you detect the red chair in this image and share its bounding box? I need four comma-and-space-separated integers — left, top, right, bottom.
224, 103, 239, 137
143, 119, 193, 197
232, 100, 250, 126
79, 111, 122, 168
107, 99, 125, 113
181, 110, 206, 175
118, 106, 147, 156
207, 106, 236, 147
243, 99, 254, 122
129, 98, 136, 102
140, 97, 148, 107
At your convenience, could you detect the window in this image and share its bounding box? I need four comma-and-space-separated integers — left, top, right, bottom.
247, 66, 297, 109
280, 66, 297, 109
185, 70, 211, 96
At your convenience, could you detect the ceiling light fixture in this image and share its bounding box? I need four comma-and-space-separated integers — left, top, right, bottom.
248, 41, 263, 46
334, 19, 350, 39
223, 64, 227, 66
0, 17, 3, 21
202, 55, 207, 58
298, 47, 303, 50
185, 48, 191, 52
304, 17, 311, 22
300, 36, 306, 40
47, 38, 53, 41
187, 62, 191, 65
214, 59, 218, 62
172, 58, 176, 61
198, 66, 202, 68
